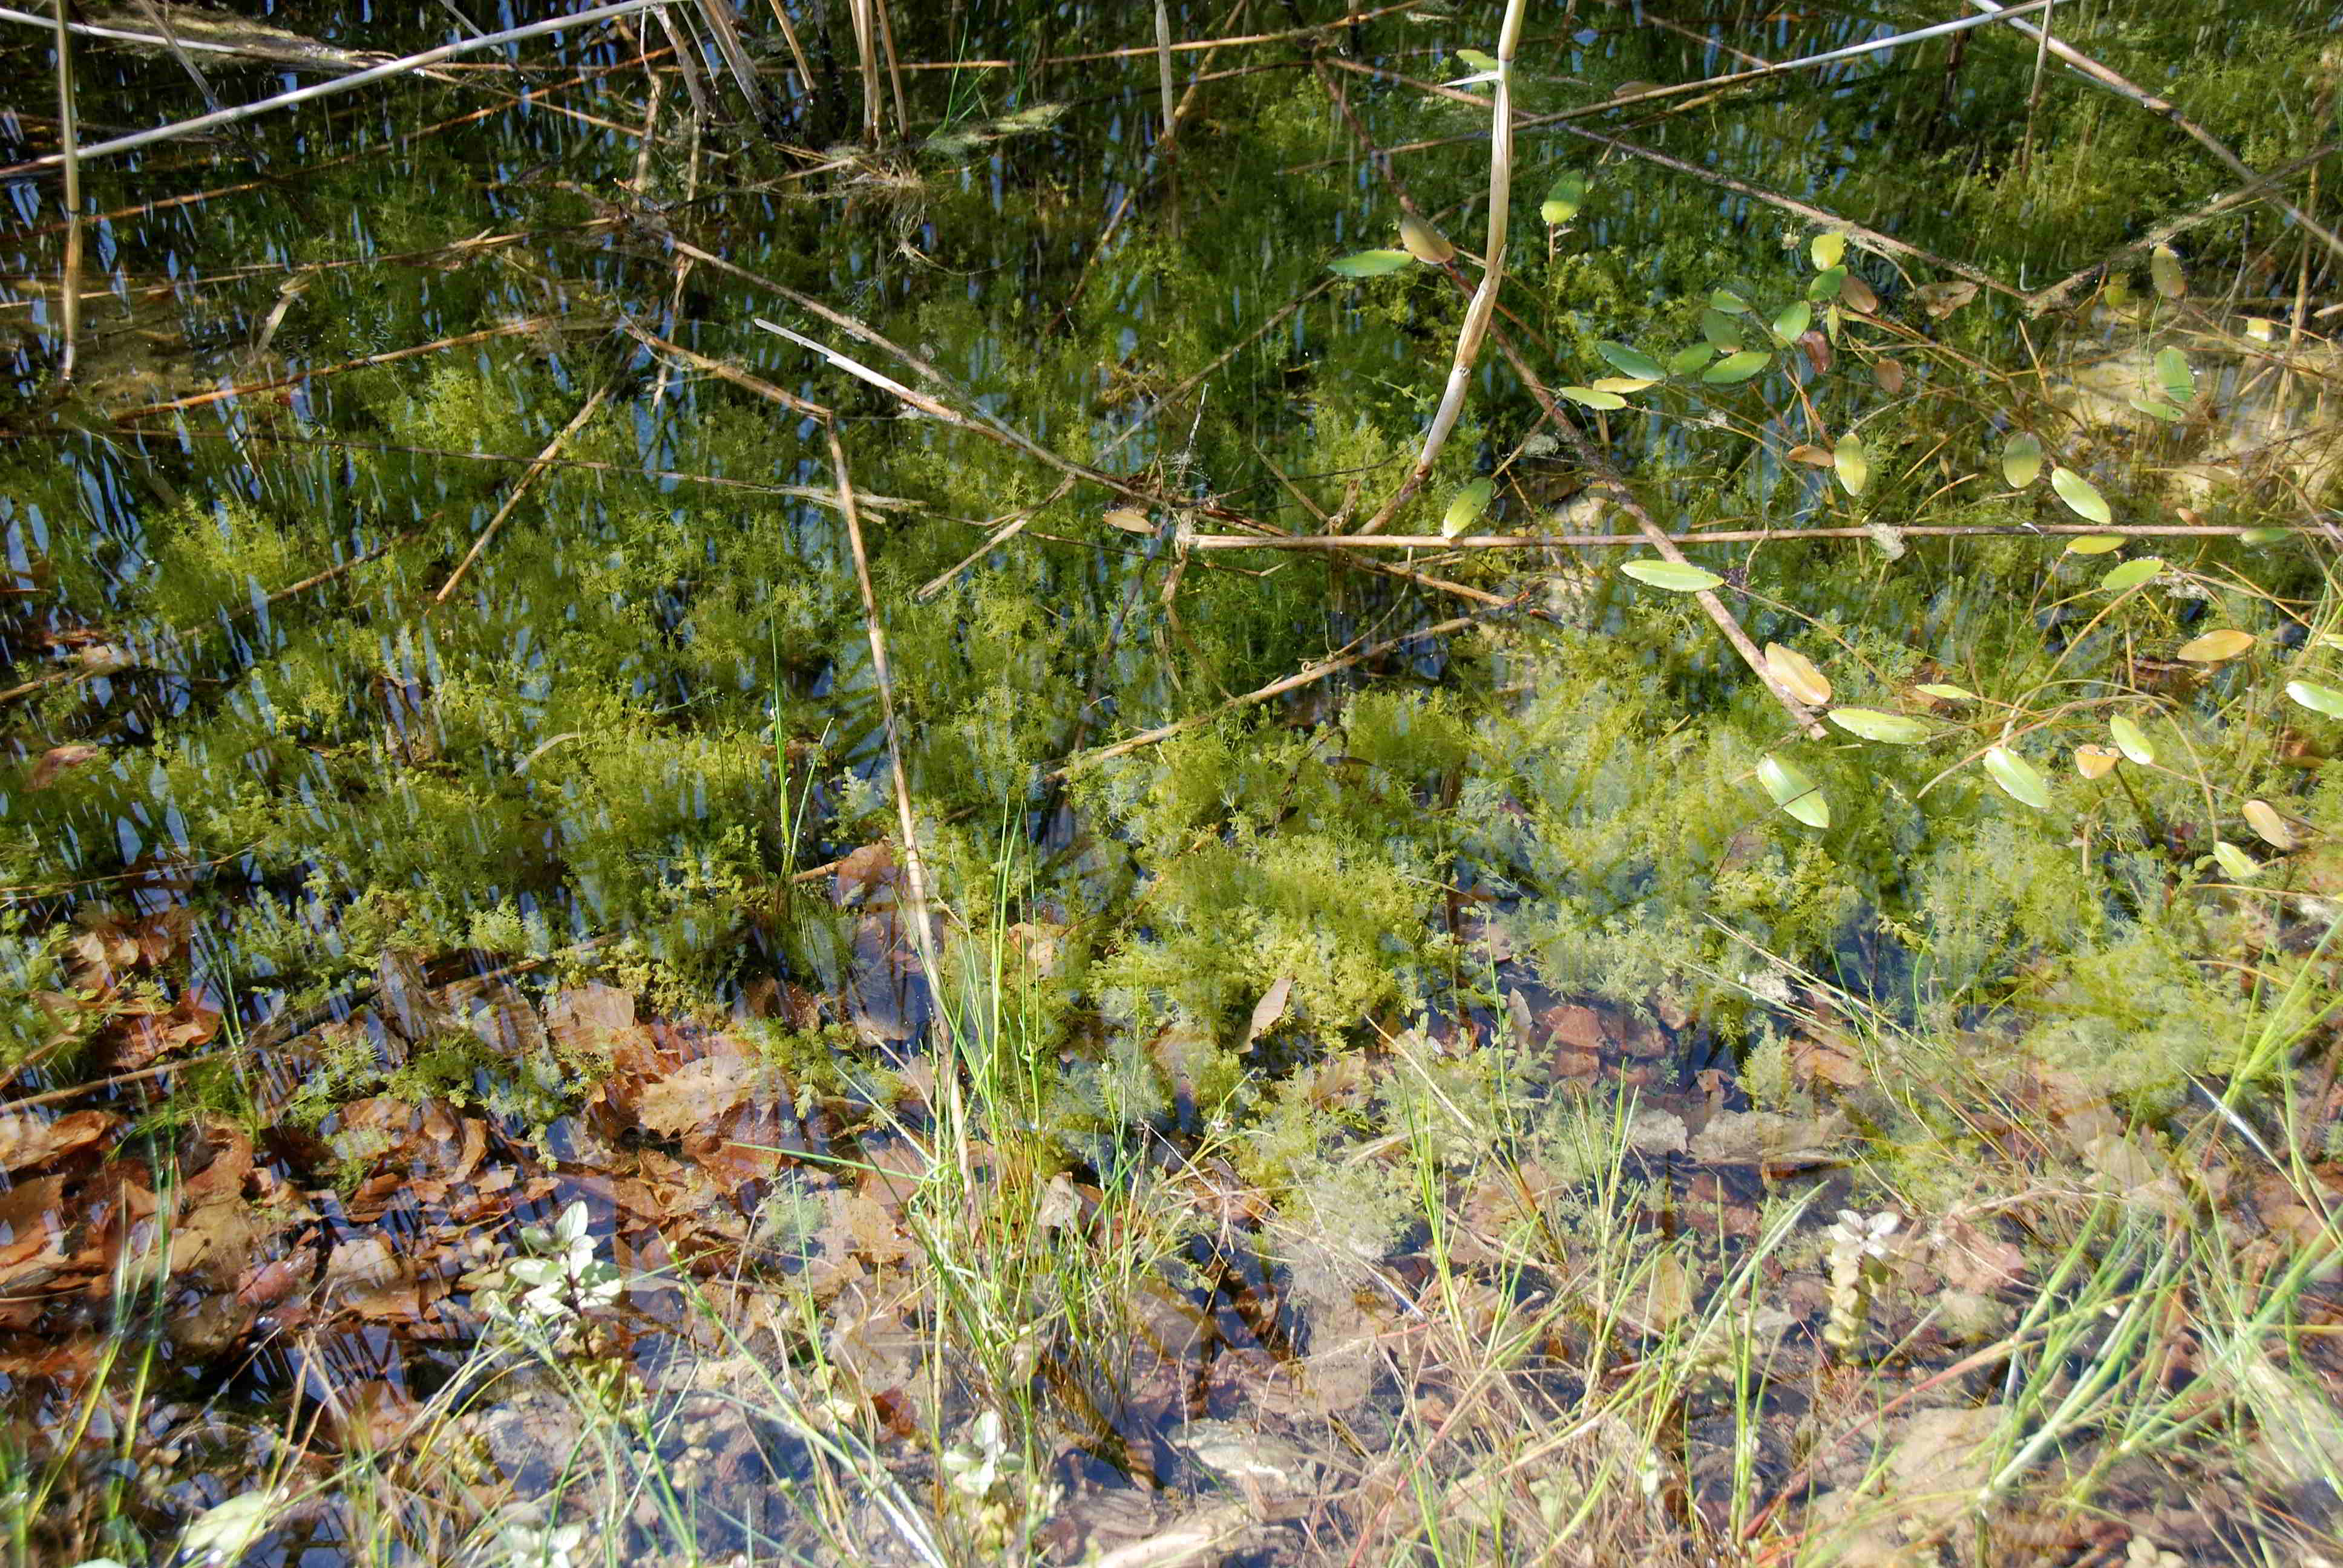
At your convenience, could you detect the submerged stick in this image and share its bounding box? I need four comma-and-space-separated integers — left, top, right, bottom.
115, 315, 567, 419
1354, 0, 1527, 535
51, 0, 81, 381
433, 372, 620, 604
1183, 521, 2293, 549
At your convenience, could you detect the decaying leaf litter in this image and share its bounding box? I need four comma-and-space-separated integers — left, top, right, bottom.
4, 0, 2343, 1563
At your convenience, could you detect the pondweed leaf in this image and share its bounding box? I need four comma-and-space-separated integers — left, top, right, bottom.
2074, 745, 2120, 779
1807, 266, 1846, 302
2155, 346, 2194, 400
1786, 443, 1835, 467
1810, 231, 1846, 271
1828, 708, 1931, 743
2240, 527, 2292, 544
1915, 280, 1978, 318
1455, 47, 1501, 72
1702, 308, 1744, 352
1589, 376, 1654, 394
2002, 431, 2043, 489
2050, 466, 2112, 524
1329, 249, 1414, 277
1872, 357, 1906, 394
2285, 679, 2343, 717
2101, 556, 2163, 592
1541, 171, 1588, 224
1763, 643, 1833, 705
1622, 560, 1724, 592
2243, 799, 2297, 850
1666, 343, 1717, 376
1984, 745, 2051, 809
2109, 714, 2156, 765
2129, 394, 2185, 423
1558, 385, 1628, 410
1597, 341, 1665, 380
2064, 535, 2123, 555
1702, 350, 1771, 384
1757, 754, 1830, 828
1398, 214, 1455, 264
1772, 301, 1812, 342
1915, 683, 1977, 701
2175, 629, 2254, 663
2212, 840, 2260, 881
2150, 243, 2186, 299
1833, 432, 1869, 496
1441, 477, 1494, 538
1841, 273, 1880, 313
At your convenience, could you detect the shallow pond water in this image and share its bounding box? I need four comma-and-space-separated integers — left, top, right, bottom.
3, 0, 2342, 1563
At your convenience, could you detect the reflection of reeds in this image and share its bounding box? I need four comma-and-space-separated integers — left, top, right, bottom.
50, 0, 80, 382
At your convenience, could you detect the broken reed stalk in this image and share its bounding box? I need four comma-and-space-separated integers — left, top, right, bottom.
114, 315, 568, 419
873, 0, 907, 141
1155, 0, 1178, 240
1967, 0, 2343, 273
51, 0, 80, 382
1044, 611, 1485, 780
847, 0, 882, 142
433, 371, 620, 604
823, 417, 961, 1178
1353, 0, 1527, 535
10, 0, 672, 169
762, 0, 814, 103
692, 0, 777, 131
655, 3, 715, 121
1180, 521, 2294, 549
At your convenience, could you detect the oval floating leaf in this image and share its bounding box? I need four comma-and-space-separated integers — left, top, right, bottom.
1786, 443, 1835, 468
2002, 431, 2043, 489
1915, 683, 1978, 701
1984, 745, 2051, 810
2175, 629, 2255, 664
2155, 346, 2194, 401
1840, 274, 1880, 313
2149, 243, 2186, 300
1771, 300, 1812, 342
1873, 357, 1906, 395
1701, 350, 1772, 384
1329, 249, 1415, 277
1558, 385, 1628, 410
1757, 754, 1830, 828
1666, 343, 1717, 377
1709, 287, 1754, 315
2064, 535, 2123, 555
1828, 708, 1932, 744
2074, 745, 2120, 780
1702, 308, 1745, 352
1622, 560, 1725, 593
1810, 232, 1846, 271
1590, 376, 1655, 394
1541, 171, 1588, 224
1763, 643, 1833, 705
1398, 214, 1455, 264
2241, 527, 2292, 544
2101, 556, 2163, 593
2285, 679, 2343, 717
2109, 714, 2157, 765
2050, 466, 2112, 524
2129, 394, 2186, 423
1442, 477, 1494, 539
1833, 432, 1869, 497
2243, 799, 2296, 850
2212, 840, 2260, 881
1597, 341, 1666, 380
1455, 47, 1501, 73
1807, 266, 1846, 302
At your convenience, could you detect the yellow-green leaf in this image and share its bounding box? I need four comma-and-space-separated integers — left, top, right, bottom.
1622, 560, 1724, 592
1757, 754, 1830, 828
2155, 346, 2194, 401
1442, 477, 1495, 539
1833, 433, 1869, 497
1984, 745, 2051, 809
1590, 376, 1655, 394
2175, 629, 2254, 664
2243, 799, 2296, 850
2101, 556, 2163, 593
2149, 244, 2186, 299
1915, 683, 1977, 701
1807, 266, 1846, 302
1597, 341, 1665, 380
1828, 708, 1931, 744
2050, 466, 2112, 525
1558, 385, 1628, 410
2002, 431, 2043, 489
1763, 643, 1832, 705
1541, 171, 1588, 225
2286, 679, 2343, 717
2074, 745, 2120, 779
1398, 214, 1455, 264
2109, 714, 2156, 765
1701, 350, 1772, 384
1329, 249, 1415, 277
2212, 840, 2260, 881
1772, 300, 1812, 342
1810, 232, 1846, 271
2064, 535, 2123, 555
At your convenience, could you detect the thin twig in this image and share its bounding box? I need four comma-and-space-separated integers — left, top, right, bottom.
1182, 521, 2292, 549
433, 371, 621, 604
114, 315, 571, 420
51, 0, 80, 381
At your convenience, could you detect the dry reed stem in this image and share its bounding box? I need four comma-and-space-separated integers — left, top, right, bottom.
873, 0, 907, 140
762, 0, 813, 101
114, 315, 569, 420
1354, 0, 1528, 535
692, 0, 776, 131
1045, 611, 1486, 780
885, 2, 1417, 71
1183, 521, 2290, 549
10, 0, 671, 169
433, 373, 621, 605
50, 0, 80, 383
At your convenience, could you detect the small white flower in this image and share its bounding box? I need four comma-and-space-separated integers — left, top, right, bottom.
1827, 1209, 1901, 1260
179, 1488, 284, 1565
496, 1520, 586, 1568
